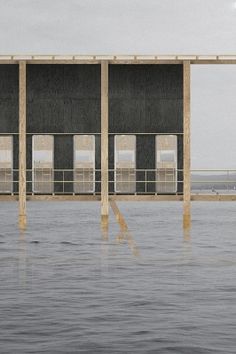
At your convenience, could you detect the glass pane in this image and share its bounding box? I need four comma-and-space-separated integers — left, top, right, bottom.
115, 135, 136, 193
156, 135, 177, 194
32, 135, 54, 194
73, 135, 95, 193
0, 136, 13, 193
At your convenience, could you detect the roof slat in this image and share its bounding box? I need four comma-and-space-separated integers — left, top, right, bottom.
13, 55, 32, 60
136, 55, 156, 60
197, 55, 217, 60
218, 55, 236, 60
33, 55, 54, 60
177, 55, 197, 60
53, 55, 74, 60
95, 55, 114, 60
156, 55, 177, 60
0, 55, 12, 60
115, 55, 135, 60
74, 55, 94, 60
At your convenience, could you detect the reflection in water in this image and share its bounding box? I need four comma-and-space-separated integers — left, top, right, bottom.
100, 239, 109, 276
115, 231, 140, 257
183, 227, 191, 243
101, 224, 109, 241
100, 223, 140, 260
18, 230, 27, 287
182, 226, 192, 260
19, 215, 27, 230
1, 202, 236, 353
109, 200, 140, 257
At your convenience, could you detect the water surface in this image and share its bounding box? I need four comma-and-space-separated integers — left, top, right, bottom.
1, 201, 236, 353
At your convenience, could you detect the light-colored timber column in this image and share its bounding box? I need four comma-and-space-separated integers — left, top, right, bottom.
19, 61, 27, 229
101, 61, 109, 228
183, 61, 191, 228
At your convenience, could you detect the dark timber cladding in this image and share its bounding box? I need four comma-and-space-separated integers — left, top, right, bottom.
26, 64, 101, 194
109, 65, 183, 193
0, 63, 183, 194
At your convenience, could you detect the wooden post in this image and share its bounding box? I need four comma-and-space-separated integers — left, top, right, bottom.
101, 61, 109, 228
19, 61, 27, 229
183, 61, 191, 228
110, 200, 128, 231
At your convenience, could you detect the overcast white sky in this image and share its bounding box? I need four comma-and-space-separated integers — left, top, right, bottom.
0, 0, 236, 168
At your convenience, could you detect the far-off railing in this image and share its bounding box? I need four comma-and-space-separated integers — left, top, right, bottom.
0, 168, 236, 195
191, 169, 236, 195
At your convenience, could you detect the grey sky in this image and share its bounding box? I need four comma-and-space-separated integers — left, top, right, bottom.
0, 0, 236, 168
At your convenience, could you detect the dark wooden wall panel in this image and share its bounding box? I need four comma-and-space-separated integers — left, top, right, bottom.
54, 135, 73, 193
136, 136, 156, 193
0, 65, 18, 133
27, 65, 101, 133
109, 64, 183, 133
108, 64, 183, 193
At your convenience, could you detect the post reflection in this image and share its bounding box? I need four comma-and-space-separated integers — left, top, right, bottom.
18, 230, 27, 286
100, 225, 110, 276
100, 225, 140, 260
101, 224, 109, 241
183, 227, 191, 242
182, 226, 192, 260
115, 230, 140, 258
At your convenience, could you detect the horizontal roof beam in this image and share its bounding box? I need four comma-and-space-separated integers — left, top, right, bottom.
1, 55, 236, 64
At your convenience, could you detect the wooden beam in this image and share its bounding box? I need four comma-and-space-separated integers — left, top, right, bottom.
19, 61, 27, 229
101, 61, 109, 227
2, 54, 236, 65
1, 194, 236, 202
110, 201, 128, 231
183, 61, 191, 228
27, 195, 101, 201
191, 60, 236, 65
109, 195, 183, 201
115, 231, 140, 257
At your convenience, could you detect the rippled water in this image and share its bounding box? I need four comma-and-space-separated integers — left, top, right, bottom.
1, 201, 236, 353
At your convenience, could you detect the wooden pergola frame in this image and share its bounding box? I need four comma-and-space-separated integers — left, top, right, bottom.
1, 54, 235, 229
1, 54, 236, 64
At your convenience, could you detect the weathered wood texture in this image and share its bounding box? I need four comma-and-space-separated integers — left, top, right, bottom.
27, 65, 101, 133
101, 61, 109, 221
0, 65, 18, 132
109, 65, 183, 133
1, 54, 236, 64
110, 200, 128, 231
19, 62, 27, 227
183, 61, 191, 228
108, 64, 183, 193
2, 194, 236, 202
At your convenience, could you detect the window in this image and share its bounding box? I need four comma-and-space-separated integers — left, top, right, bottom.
0, 136, 13, 193
73, 135, 95, 193
115, 135, 136, 193
156, 135, 177, 193
32, 135, 54, 194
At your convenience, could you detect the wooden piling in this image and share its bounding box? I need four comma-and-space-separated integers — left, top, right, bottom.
110, 200, 128, 231
183, 61, 191, 228
101, 61, 109, 228
19, 61, 27, 229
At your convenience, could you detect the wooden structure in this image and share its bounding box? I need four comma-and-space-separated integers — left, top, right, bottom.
19, 61, 26, 229
101, 61, 109, 228
0, 54, 236, 229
